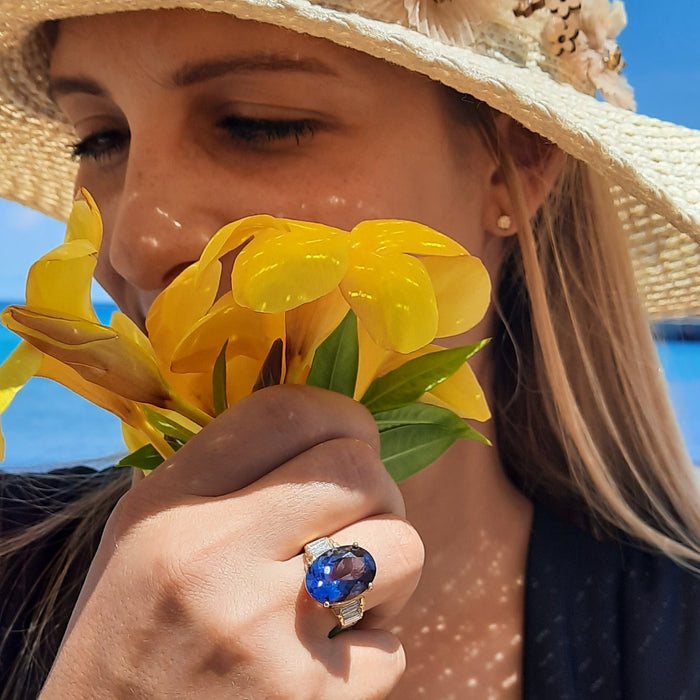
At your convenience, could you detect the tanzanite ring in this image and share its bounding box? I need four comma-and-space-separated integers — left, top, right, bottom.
303, 537, 377, 630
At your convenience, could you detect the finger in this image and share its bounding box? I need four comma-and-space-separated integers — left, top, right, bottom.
291, 515, 424, 636
228, 437, 405, 558
324, 629, 406, 699
146, 384, 380, 497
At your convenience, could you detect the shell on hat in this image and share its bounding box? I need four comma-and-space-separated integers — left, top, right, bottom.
0, 0, 697, 318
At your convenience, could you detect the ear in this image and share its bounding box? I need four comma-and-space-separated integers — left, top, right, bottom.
482, 116, 566, 237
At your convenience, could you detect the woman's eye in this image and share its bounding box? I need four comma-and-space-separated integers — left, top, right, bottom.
217, 116, 317, 145
70, 129, 130, 162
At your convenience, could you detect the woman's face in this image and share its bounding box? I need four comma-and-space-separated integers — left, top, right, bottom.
50, 10, 502, 328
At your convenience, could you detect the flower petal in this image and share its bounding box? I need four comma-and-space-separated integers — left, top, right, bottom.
341, 250, 438, 353
196, 215, 281, 280
37, 354, 145, 425
3, 307, 171, 405
171, 292, 283, 373
65, 189, 103, 249
354, 323, 393, 399
350, 220, 467, 257
147, 260, 221, 361
420, 255, 491, 336
25, 239, 99, 322
424, 361, 491, 421
233, 221, 349, 313
0, 342, 43, 460
285, 288, 350, 382
225, 355, 265, 406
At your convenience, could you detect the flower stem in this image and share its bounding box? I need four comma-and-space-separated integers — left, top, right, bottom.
168, 395, 213, 427
140, 419, 175, 459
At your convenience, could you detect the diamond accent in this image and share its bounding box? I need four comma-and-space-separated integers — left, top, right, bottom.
304, 537, 334, 564
334, 597, 365, 628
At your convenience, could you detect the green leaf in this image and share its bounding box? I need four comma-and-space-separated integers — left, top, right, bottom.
212, 341, 228, 416
144, 406, 196, 443
253, 338, 284, 392
374, 403, 490, 482
116, 444, 165, 472
306, 310, 359, 398
361, 340, 489, 413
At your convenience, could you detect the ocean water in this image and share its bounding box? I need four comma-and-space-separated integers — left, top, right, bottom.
0, 301, 698, 472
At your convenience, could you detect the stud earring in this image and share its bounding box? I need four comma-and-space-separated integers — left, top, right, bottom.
497, 214, 512, 231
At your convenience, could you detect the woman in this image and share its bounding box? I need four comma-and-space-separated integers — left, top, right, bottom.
1, 1, 699, 698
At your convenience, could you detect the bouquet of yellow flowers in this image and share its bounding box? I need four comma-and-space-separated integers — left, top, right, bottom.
0, 191, 491, 481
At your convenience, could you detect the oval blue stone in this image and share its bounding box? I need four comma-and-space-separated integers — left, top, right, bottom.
305, 545, 377, 605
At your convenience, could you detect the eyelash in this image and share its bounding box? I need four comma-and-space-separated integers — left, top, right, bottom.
217, 115, 317, 145
70, 117, 317, 162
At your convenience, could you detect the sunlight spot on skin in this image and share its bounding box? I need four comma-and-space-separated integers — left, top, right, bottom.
421, 625, 431, 634
467, 678, 478, 688
510, 634, 523, 646
502, 673, 519, 689
327, 195, 347, 207
155, 207, 182, 230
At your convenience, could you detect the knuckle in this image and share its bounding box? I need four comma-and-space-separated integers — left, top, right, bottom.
258, 384, 380, 449
307, 437, 398, 502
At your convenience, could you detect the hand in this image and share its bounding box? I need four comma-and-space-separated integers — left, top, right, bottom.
40, 385, 424, 699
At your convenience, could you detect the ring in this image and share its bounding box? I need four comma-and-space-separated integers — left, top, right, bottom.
303, 537, 377, 630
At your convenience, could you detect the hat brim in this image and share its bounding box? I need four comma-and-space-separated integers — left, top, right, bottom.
0, 0, 698, 318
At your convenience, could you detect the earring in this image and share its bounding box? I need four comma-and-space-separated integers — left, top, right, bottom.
497, 214, 512, 231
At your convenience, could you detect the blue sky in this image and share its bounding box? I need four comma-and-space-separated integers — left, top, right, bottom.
0, 0, 698, 301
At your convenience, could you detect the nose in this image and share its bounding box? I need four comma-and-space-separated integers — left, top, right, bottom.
106, 140, 224, 293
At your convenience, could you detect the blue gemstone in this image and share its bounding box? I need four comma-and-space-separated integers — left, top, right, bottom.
305, 545, 377, 605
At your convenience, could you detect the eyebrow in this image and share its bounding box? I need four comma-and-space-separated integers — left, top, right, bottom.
49, 54, 339, 100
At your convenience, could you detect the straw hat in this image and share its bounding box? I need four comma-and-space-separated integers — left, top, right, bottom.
0, 0, 698, 318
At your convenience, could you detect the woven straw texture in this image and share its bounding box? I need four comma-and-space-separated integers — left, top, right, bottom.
0, 0, 698, 318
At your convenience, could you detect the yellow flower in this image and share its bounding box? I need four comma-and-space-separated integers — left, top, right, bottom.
209, 217, 491, 354
151, 215, 491, 410
0, 192, 204, 460
1, 191, 173, 406
0, 342, 43, 460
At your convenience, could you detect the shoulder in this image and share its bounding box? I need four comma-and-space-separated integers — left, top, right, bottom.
524, 502, 700, 699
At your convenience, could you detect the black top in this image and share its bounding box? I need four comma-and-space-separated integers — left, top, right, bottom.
2, 467, 700, 699
524, 504, 700, 699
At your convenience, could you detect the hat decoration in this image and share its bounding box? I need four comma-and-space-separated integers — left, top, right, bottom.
315, 0, 634, 108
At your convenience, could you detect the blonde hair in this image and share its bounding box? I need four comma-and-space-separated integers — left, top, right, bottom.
491, 136, 700, 563
1, 92, 700, 699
